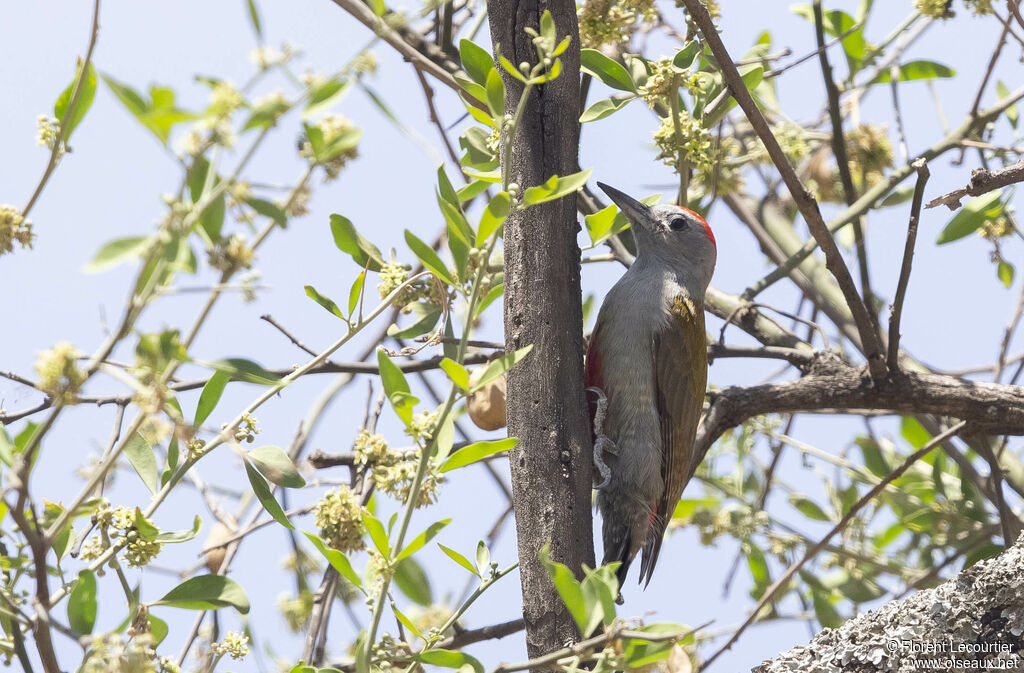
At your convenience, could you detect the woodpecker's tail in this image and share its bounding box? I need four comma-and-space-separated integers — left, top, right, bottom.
602, 529, 633, 602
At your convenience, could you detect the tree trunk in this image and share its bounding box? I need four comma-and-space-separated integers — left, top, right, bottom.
753, 533, 1024, 672
487, 0, 596, 659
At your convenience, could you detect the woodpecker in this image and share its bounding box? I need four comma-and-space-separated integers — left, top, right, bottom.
586, 182, 717, 590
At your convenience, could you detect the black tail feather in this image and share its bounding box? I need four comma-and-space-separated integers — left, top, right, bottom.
603, 532, 633, 598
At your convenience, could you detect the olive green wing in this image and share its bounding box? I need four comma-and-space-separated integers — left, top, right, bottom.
638, 298, 708, 586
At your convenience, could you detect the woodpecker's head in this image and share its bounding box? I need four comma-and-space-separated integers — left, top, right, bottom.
597, 182, 717, 287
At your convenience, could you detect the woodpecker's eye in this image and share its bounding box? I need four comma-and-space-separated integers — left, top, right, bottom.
669, 216, 688, 232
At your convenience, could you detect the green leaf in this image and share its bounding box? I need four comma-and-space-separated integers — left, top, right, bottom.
348, 271, 367, 318
459, 39, 495, 86
154, 575, 250, 614
580, 564, 619, 634
477, 192, 510, 246
187, 157, 226, 242
439, 358, 470, 391
485, 68, 506, 119
329, 214, 385, 271
470, 345, 533, 392
54, 61, 97, 142
900, 416, 931, 449
936, 190, 1004, 244
246, 0, 263, 37
672, 41, 701, 71
155, 515, 202, 544
203, 358, 281, 385
438, 543, 480, 576
746, 543, 770, 589
67, 570, 97, 635
997, 81, 1019, 128
377, 350, 417, 425
878, 185, 915, 208
417, 649, 483, 673
457, 180, 491, 203
580, 96, 633, 123
148, 614, 169, 646
303, 532, 364, 590
244, 95, 291, 130
580, 49, 636, 92
811, 589, 843, 628
243, 459, 294, 529
388, 302, 442, 339
243, 197, 289, 228
871, 60, 955, 84
392, 602, 425, 640
305, 285, 346, 320
394, 556, 433, 606
476, 540, 491, 576
522, 169, 592, 206
540, 545, 587, 635
101, 74, 194, 144
440, 438, 517, 472
856, 436, 890, 477
194, 371, 229, 426
404, 230, 457, 286
248, 445, 305, 488
498, 54, 529, 83
304, 78, 349, 119
998, 260, 1015, 288
362, 510, 390, 556
124, 432, 159, 495
397, 519, 451, 561
84, 236, 151, 272
789, 495, 832, 522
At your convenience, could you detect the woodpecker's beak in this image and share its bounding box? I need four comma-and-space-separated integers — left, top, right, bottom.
597, 182, 653, 231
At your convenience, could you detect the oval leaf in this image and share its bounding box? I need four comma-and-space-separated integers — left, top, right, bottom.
154, 575, 250, 614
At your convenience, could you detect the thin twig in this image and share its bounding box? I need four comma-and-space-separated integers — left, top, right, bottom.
261, 314, 321, 357
887, 159, 930, 370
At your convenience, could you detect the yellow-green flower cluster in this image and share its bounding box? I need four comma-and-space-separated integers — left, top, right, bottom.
406, 410, 439, 444
694, 136, 744, 196
690, 503, 770, 546
80, 633, 158, 673
110, 506, 163, 567
845, 123, 893, 188
0, 204, 34, 255
208, 82, 244, 119
300, 115, 360, 181
208, 233, 254, 273
248, 43, 298, 70
211, 631, 249, 660
228, 413, 259, 444
313, 485, 365, 553
35, 342, 84, 405
578, 0, 656, 49
916, 0, 991, 17
653, 111, 716, 174
981, 216, 1013, 240
353, 430, 443, 507
278, 590, 314, 632
351, 50, 378, 75
377, 262, 449, 309
35, 115, 64, 155
637, 59, 703, 109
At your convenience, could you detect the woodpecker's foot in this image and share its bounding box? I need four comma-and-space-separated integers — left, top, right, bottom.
586, 386, 617, 489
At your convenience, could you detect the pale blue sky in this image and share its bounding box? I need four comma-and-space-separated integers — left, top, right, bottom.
1, 1, 1020, 671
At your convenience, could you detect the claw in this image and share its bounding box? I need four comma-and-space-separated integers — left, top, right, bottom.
587, 386, 616, 489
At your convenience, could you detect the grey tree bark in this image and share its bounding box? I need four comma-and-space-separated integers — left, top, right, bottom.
753, 533, 1024, 672
486, 0, 596, 659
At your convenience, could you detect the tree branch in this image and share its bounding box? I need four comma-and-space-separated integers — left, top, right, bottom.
926, 159, 1024, 210
887, 159, 930, 370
